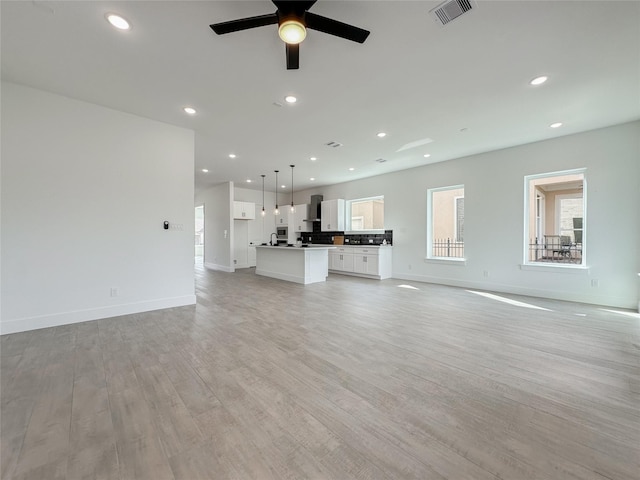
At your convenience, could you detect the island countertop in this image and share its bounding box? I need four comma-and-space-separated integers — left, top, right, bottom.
255, 245, 336, 250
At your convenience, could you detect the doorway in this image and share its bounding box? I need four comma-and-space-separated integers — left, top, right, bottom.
195, 205, 204, 264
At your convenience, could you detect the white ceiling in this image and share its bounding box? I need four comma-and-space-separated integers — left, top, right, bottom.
2, 1, 639, 195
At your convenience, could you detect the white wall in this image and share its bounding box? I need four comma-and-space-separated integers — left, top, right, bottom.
296, 121, 640, 309
1, 83, 196, 334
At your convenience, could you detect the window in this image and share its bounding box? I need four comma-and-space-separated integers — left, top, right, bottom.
427, 185, 465, 259
347, 196, 384, 231
525, 169, 585, 265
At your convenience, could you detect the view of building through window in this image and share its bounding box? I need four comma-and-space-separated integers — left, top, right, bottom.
526, 170, 585, 265
349, 196, 384, 230
428, 185, 465, 258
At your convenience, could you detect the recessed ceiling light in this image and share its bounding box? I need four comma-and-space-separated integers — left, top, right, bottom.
348, 167, 355, 171
246, 179, 252, 183
183, 106, 196, 115
310, 177, 315, 181
105, 13, 130, 30
310, 157, 317, 161
229, 154, 236, 158
377, 132, 387, 138
285, 95, 297, 104
550, 122, 563, 128
202, 169, 209, 173
530, 75, 548, 86
423, 154, 431, 158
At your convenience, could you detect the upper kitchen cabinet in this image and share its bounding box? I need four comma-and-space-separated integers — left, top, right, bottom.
292, 204, 312, 232
233, 201, 256, 220
321, 199, 345, 232
275, 209, 289, 226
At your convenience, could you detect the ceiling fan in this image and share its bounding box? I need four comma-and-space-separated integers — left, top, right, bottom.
209, 0, 370, 70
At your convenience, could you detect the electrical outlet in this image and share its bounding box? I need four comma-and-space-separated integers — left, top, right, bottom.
483, 270, 490, 278
110, 287, 119, 297
591, 279, 599, 287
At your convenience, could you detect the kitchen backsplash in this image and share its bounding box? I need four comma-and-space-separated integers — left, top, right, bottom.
299, 222, 393, 245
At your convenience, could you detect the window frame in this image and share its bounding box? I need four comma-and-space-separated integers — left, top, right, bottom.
454, 195, 464, 243
523, 168, 587, 268
426, 184, 466, 262
345, 195, 385, 233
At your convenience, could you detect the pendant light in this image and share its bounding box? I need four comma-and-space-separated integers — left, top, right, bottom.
290, 164, 295, 213
274, 170, 279, 215
260, 174, 266, 217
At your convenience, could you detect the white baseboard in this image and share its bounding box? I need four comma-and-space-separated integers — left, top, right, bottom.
204, 262, 234, 273
392, 273, 634, 309
0, 295, 196, 335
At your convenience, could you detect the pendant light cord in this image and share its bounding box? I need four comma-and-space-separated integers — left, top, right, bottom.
274, 170, 279, 214
261, 174, 266, 216
290, 165, 295, 211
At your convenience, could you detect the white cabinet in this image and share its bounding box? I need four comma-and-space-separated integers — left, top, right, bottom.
321, 199, 345, 232
233, 201, 255, 220
274, 209, 289, 226
353, 249, 379, 275
329, 247, 354, 272
292, 204, 312, 232
329, 246, 392, 279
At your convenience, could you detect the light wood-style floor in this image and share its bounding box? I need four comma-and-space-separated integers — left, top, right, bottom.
2, 266, 639, 480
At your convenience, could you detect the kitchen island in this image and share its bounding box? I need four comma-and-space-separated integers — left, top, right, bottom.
255, 245, 335, 284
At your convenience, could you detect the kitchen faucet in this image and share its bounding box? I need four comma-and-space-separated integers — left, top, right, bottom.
270, 232, 278, 246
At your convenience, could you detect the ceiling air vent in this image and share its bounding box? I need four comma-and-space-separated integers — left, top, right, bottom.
325, 141, 343, 148
429, 0, 476, 26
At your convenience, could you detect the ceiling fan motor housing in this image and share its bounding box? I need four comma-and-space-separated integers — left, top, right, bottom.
209, 0, 370, 70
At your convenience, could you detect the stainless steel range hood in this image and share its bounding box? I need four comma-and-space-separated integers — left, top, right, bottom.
304, 194, 323, 221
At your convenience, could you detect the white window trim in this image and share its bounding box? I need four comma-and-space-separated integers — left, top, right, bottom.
535, 191, 545, 240
427, 184, 466, 261
425, 257, 467, 266
520, 263, 589, 273
523, 168, 587, 266
454, 195, 464, 243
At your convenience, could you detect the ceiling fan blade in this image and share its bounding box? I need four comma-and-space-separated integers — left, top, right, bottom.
286, 43, 300, 70
210, 13, 278, 35
305, 11, 370, 43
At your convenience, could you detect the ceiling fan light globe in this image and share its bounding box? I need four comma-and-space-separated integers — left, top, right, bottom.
279, 20, 306, 44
